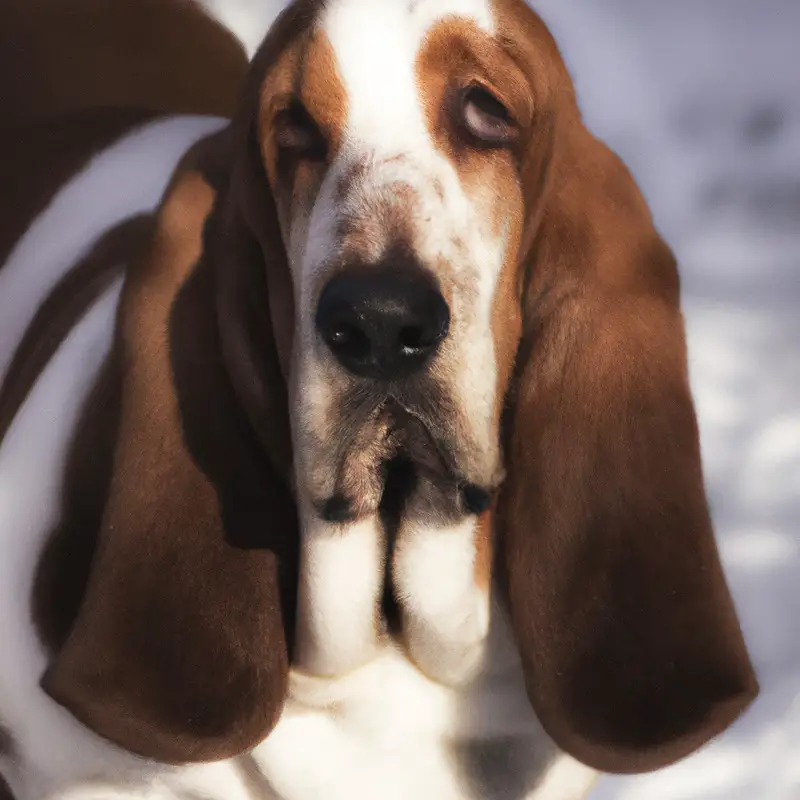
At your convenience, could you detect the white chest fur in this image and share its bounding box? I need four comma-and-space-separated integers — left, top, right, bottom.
252, 618, 596, 800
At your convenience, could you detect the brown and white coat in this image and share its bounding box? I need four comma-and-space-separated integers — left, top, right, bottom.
0, 1, 758, 799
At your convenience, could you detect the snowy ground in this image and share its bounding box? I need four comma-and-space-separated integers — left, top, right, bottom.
200, 2, 800, 798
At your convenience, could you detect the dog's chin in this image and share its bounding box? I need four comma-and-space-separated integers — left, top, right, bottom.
316, 399, 495, 525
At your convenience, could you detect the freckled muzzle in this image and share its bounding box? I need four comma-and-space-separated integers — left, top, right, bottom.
315, 264, 450, 381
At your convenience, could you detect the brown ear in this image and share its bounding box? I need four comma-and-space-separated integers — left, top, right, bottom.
499, 117, 758, 773
41, 137, 298, 764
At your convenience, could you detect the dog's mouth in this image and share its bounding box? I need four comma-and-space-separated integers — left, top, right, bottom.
317, 396, 494, 525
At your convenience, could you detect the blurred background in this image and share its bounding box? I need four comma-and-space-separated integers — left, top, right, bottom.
199, 2, 799, 798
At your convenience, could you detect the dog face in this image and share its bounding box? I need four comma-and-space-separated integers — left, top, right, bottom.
255, 0, 551, 524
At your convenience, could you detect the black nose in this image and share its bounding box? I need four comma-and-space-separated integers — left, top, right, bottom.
315, 267, 450, 380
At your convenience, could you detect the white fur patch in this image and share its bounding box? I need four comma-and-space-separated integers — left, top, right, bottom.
393, 517, 490, 684
254, 648, 467, 800
252, 599, 594, 800
294, 511, 385, 675
323, 0, 494, 149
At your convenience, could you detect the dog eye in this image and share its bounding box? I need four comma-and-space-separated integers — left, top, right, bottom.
460, 85, 515, 146
275, 102, 327, 161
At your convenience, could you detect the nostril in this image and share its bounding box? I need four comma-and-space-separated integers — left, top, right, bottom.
398, 325, 427, 354
407, 291, 450, 353
398, 314, 447, 354
325, 320, 371, 360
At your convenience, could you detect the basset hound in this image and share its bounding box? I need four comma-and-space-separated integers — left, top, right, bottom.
0, 0, 759, 798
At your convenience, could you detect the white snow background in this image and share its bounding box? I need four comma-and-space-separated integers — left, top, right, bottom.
198, 2, 800, 798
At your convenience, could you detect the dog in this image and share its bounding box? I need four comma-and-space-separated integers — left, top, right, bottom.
0, 0, 758, 798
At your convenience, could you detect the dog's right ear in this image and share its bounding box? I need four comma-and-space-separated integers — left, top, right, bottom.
41, 141, 298, 764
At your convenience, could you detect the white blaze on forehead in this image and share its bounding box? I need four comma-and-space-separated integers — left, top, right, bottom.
321, 0, 495, 152
296, 0, 499, 286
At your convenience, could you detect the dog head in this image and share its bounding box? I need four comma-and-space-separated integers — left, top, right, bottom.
42, 0, 757, 775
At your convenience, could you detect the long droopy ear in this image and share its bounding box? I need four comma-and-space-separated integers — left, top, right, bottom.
500, 109, 758, 773
41, 130, 298, 764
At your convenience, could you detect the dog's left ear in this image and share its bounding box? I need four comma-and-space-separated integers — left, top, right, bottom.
498, 101, 758, 773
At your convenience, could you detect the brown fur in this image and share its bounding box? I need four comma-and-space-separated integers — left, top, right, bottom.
473, 510, 494, 590
254, 0, 347, 356
42, 141, 299, 763
259, 12, 347, 232
0, 0, 247, 129
32, 4, 342, 764
8, 0, 757, 777
487, 0, 758, 773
